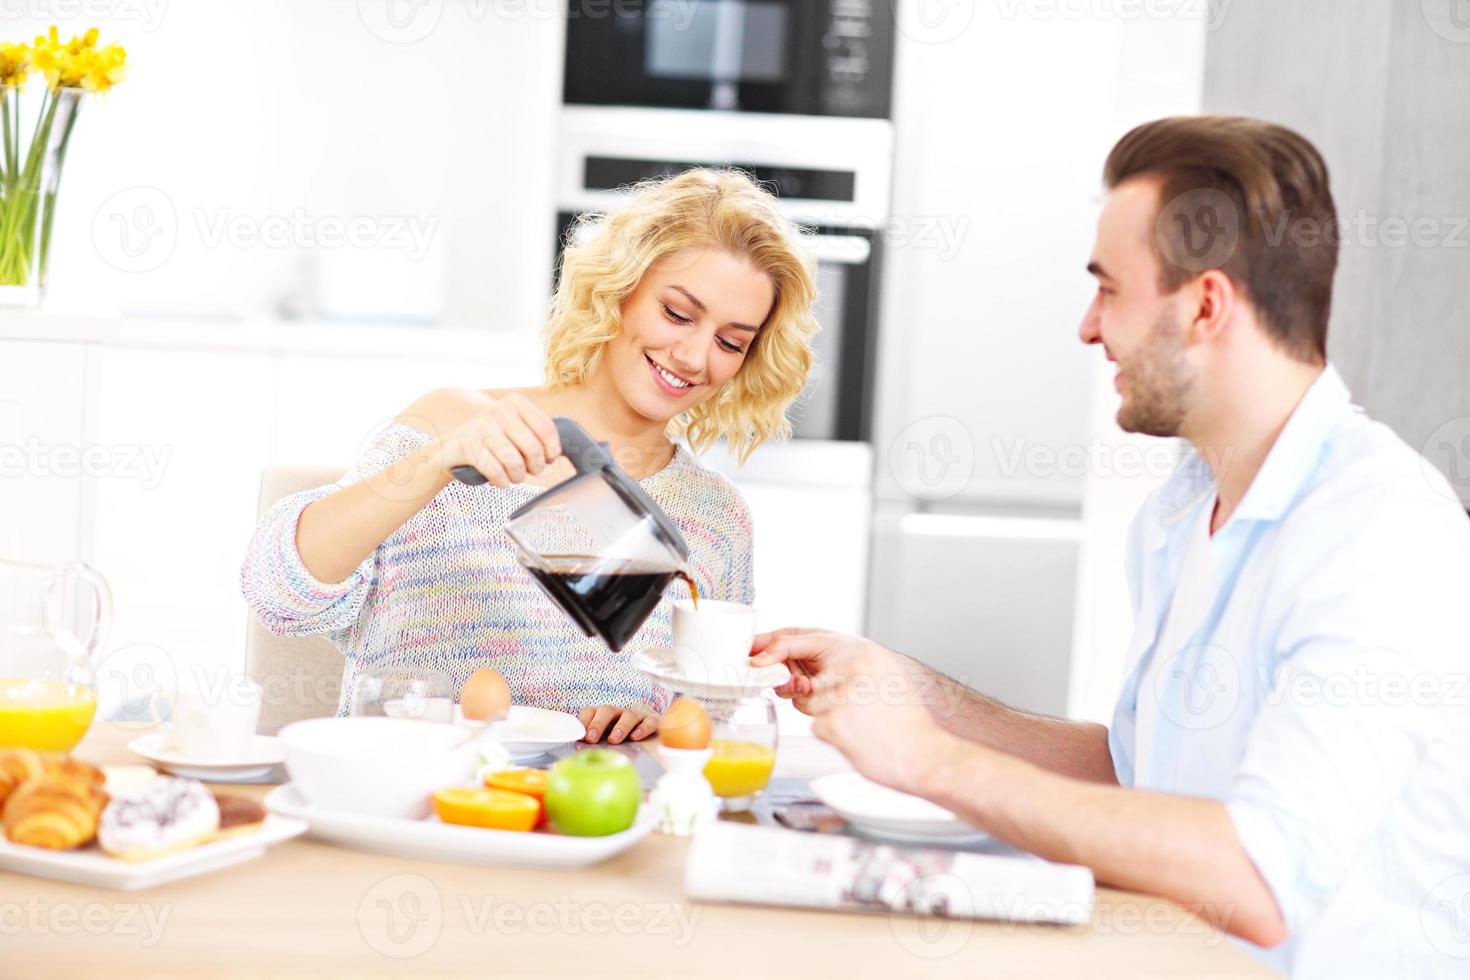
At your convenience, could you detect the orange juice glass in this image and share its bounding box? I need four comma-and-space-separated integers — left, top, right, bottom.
701, 694, 778, 812
0, 678, 98, 751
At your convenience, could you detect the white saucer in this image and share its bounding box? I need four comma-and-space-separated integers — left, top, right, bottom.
127, 732, 285, 782
451, 705, 586, 760
811, 772, 990, 846
630, 647, 790, 702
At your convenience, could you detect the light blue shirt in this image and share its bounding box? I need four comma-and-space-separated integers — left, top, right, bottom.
1110, 365, 1470, 978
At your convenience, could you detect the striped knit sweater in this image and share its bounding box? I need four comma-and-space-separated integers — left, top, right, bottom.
240, 423, 754, 717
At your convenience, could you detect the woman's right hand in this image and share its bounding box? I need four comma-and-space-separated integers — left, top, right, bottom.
438, 392, 563, 488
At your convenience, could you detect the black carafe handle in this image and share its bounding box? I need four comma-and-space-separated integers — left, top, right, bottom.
450, 417, 611, 485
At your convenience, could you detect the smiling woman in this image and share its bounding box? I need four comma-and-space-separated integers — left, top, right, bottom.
241, 168, 819, 747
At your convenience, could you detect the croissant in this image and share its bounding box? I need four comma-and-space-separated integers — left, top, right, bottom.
2, 773, 108, 850
0, 749, 47, 806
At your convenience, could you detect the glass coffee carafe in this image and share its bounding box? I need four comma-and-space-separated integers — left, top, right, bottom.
452, 417, 693, 651
0, 560, 114, 751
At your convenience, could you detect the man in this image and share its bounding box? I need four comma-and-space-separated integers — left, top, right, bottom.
751, 116, 1470, 978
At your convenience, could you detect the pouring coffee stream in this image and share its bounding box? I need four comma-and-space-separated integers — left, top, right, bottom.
451, 417, 698, 652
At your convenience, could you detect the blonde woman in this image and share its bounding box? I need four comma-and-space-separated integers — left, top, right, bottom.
241, 169, 818, 744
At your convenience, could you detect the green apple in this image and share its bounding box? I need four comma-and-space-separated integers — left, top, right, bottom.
544, 749, 642, 837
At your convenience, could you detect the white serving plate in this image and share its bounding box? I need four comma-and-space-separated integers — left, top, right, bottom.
264, 783, 654, 868
0, 814, 308, 891
811, 772, 989, 846
452, 705, 586, 760
630, 647, 790, 701
128, 732, 285, 782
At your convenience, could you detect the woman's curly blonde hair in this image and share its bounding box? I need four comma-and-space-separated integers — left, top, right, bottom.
544, 168, 819, 462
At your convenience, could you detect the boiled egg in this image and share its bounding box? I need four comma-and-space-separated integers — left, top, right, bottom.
460, 668, 512, 722
659, 697, 711, 750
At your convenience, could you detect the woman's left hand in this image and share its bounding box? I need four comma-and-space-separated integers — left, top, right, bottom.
578, 705, 659, 744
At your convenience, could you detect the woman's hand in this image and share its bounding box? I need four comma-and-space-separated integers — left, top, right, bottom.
438, 392, 562, 488
578, 705, 659, 745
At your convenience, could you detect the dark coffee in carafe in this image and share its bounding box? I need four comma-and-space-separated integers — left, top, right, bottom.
523, 555, 698, 652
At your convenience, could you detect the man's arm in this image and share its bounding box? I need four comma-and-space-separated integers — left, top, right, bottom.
751, 630, 1119, 784
918, 734, 1286, 948
919, 668, 1118, 784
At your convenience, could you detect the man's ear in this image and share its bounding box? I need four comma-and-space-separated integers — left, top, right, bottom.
1187, 269, 1235, 346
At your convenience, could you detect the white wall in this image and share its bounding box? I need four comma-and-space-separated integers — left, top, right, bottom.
7, 1, 564, 330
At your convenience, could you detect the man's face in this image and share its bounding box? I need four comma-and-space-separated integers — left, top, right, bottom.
1078, 177, 1197, 437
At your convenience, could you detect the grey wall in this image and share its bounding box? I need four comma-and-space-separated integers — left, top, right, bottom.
1203, 0, 1470, 507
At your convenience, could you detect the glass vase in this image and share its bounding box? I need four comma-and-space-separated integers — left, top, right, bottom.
0, 85, 84, 308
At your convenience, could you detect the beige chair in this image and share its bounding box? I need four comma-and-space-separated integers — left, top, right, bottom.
246, 465, 349, 735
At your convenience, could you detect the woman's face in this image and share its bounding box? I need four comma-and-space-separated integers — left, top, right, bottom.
603, 247, 776, 426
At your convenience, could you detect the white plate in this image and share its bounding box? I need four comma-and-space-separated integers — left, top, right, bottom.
811, 772, 989, 845
0, 814, 307, 891
264, 783, 654, 868
128, 732, 285, 782
630, 647, 790, 701
451, 705, 586, 760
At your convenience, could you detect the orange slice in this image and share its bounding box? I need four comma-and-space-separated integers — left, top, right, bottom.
432, 787, 540, 832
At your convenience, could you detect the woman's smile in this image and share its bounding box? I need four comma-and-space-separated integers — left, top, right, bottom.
645, 353, 698, 397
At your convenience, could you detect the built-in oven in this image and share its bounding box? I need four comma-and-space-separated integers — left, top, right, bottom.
555, 106, 893, 441
562, 0, 894, 119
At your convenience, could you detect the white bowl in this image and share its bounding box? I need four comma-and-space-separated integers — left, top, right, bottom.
278, 717, 481, 820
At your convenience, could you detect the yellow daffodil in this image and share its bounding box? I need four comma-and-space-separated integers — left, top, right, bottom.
0, 43, 28, 87
27, 25, 124, 92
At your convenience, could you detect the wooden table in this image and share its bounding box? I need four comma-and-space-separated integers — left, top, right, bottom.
3, 722, 1279, 979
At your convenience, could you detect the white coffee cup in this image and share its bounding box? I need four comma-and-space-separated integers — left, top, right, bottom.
167, 675, 262, 760
672, 600, 758, 681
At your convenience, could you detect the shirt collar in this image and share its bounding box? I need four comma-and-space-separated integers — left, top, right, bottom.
1228, 362, 1354, 524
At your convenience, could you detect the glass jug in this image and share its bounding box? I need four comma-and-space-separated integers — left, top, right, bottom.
0, 560, 114, 751
452, 417, 692, 652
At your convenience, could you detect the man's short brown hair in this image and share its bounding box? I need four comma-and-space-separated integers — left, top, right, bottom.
1103, 115, 1338, 363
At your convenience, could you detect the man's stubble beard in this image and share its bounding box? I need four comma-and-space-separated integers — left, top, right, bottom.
1116, 307, 1196, 438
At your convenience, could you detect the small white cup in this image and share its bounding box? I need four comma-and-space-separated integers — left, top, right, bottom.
672, 600, 758, 681
167, 675, 262, 760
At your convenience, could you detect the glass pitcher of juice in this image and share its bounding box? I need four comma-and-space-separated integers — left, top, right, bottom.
703, 694, 778, 812
0, 560, 114, 752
